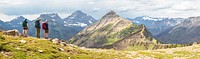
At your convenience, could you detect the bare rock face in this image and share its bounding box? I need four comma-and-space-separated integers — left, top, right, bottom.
3, 29, 20, 36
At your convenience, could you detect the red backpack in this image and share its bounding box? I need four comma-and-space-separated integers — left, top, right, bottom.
42, 23, 47, 30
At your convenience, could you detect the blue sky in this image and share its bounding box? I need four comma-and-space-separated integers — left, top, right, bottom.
0, 0, 200, 21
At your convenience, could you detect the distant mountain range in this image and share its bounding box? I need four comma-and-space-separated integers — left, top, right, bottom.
128, 16, 185, 36
0, 10, 97, 40
63, 10, 97, 27
1, 10, 200, 45
156, 16, 200, 44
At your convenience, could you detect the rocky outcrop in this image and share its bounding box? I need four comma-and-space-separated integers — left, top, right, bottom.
3, 29, 20, 36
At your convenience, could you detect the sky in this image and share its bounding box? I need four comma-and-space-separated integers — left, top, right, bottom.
0, 0, 200, 21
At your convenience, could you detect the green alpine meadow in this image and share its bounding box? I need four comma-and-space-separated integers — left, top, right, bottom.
1, 0, 200, 59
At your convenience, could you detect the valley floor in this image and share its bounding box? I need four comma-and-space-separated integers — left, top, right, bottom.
0, 33, 200, 59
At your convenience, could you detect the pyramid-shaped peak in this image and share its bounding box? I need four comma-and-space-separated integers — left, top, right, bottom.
13, 16, 26, 20
71, 10, 86, 15
102, 10, 119, 18
16, 16, 25, 19
107, 10, 117, 15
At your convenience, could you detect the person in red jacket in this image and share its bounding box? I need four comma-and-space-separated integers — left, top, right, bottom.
42, 20, 49, 39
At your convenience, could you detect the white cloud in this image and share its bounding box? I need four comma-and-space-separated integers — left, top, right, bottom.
92, 8, 100, 12
0, 0, 200, 21
88, 1, 95, 4
0, 13, 17, 22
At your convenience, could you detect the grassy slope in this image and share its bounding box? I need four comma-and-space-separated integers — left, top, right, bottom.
0, 33, 200, 59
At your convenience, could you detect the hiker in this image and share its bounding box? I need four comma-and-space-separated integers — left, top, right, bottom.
42, 20, 49, 39
22, 19, 28, 37
35, 18, 41, 38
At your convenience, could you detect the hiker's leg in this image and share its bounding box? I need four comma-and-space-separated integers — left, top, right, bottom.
44, 31, 46, 38
22, 29, 24, 36
38, 28, 40, 38
46, 33, 48, 39
36, 28, 38, 38
44, 33, 47, 39
25, 30, 28, 37
46, 30, 49, 39
36, 28, 40, 38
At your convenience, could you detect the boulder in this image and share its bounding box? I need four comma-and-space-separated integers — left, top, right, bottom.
3, 29, 20, 36
59, 40, 67, 46
52, 38, 59, 44
20, 40, 26, 44
38, 50, 44, 53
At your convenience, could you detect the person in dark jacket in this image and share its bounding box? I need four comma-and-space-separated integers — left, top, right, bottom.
42, 20, 49, 39
35, 18, 41, 38
22, 19, 28, 37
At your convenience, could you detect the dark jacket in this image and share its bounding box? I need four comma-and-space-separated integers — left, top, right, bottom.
35, 20, 40, 29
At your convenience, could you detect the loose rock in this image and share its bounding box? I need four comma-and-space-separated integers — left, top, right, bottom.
58, 48, 64, 51
52, 38, 59, 44
20, 40, 26, 44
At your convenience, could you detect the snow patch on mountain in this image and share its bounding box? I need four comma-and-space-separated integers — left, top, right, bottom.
89, 20, 92, 23
142, 16, 163, 21
132, 20, 140, 23
68, 22, 87, 27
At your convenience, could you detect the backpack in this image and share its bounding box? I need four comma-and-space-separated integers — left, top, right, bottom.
35, 20, 40, 28
22, 19, 28, 28
42, 23, 47, 30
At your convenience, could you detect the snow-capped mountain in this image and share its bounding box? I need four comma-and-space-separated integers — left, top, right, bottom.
63, 10, 97, 27
0, 10, 97, 40
38, 13, 64, 25
128, 16, 185, 36
2, 16, 31, 31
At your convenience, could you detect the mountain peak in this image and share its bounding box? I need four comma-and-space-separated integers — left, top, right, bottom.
38, 13, 62, 21
106, 10, 117, 15
18, 16, 25, 18
40, 13, 59, 17
74, 10, 83, 13
65, 10, 92, 20
102, 10, 119, 18
71, 10, 86, 16
8, 16, 27, 23
15, 16, 26, 20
